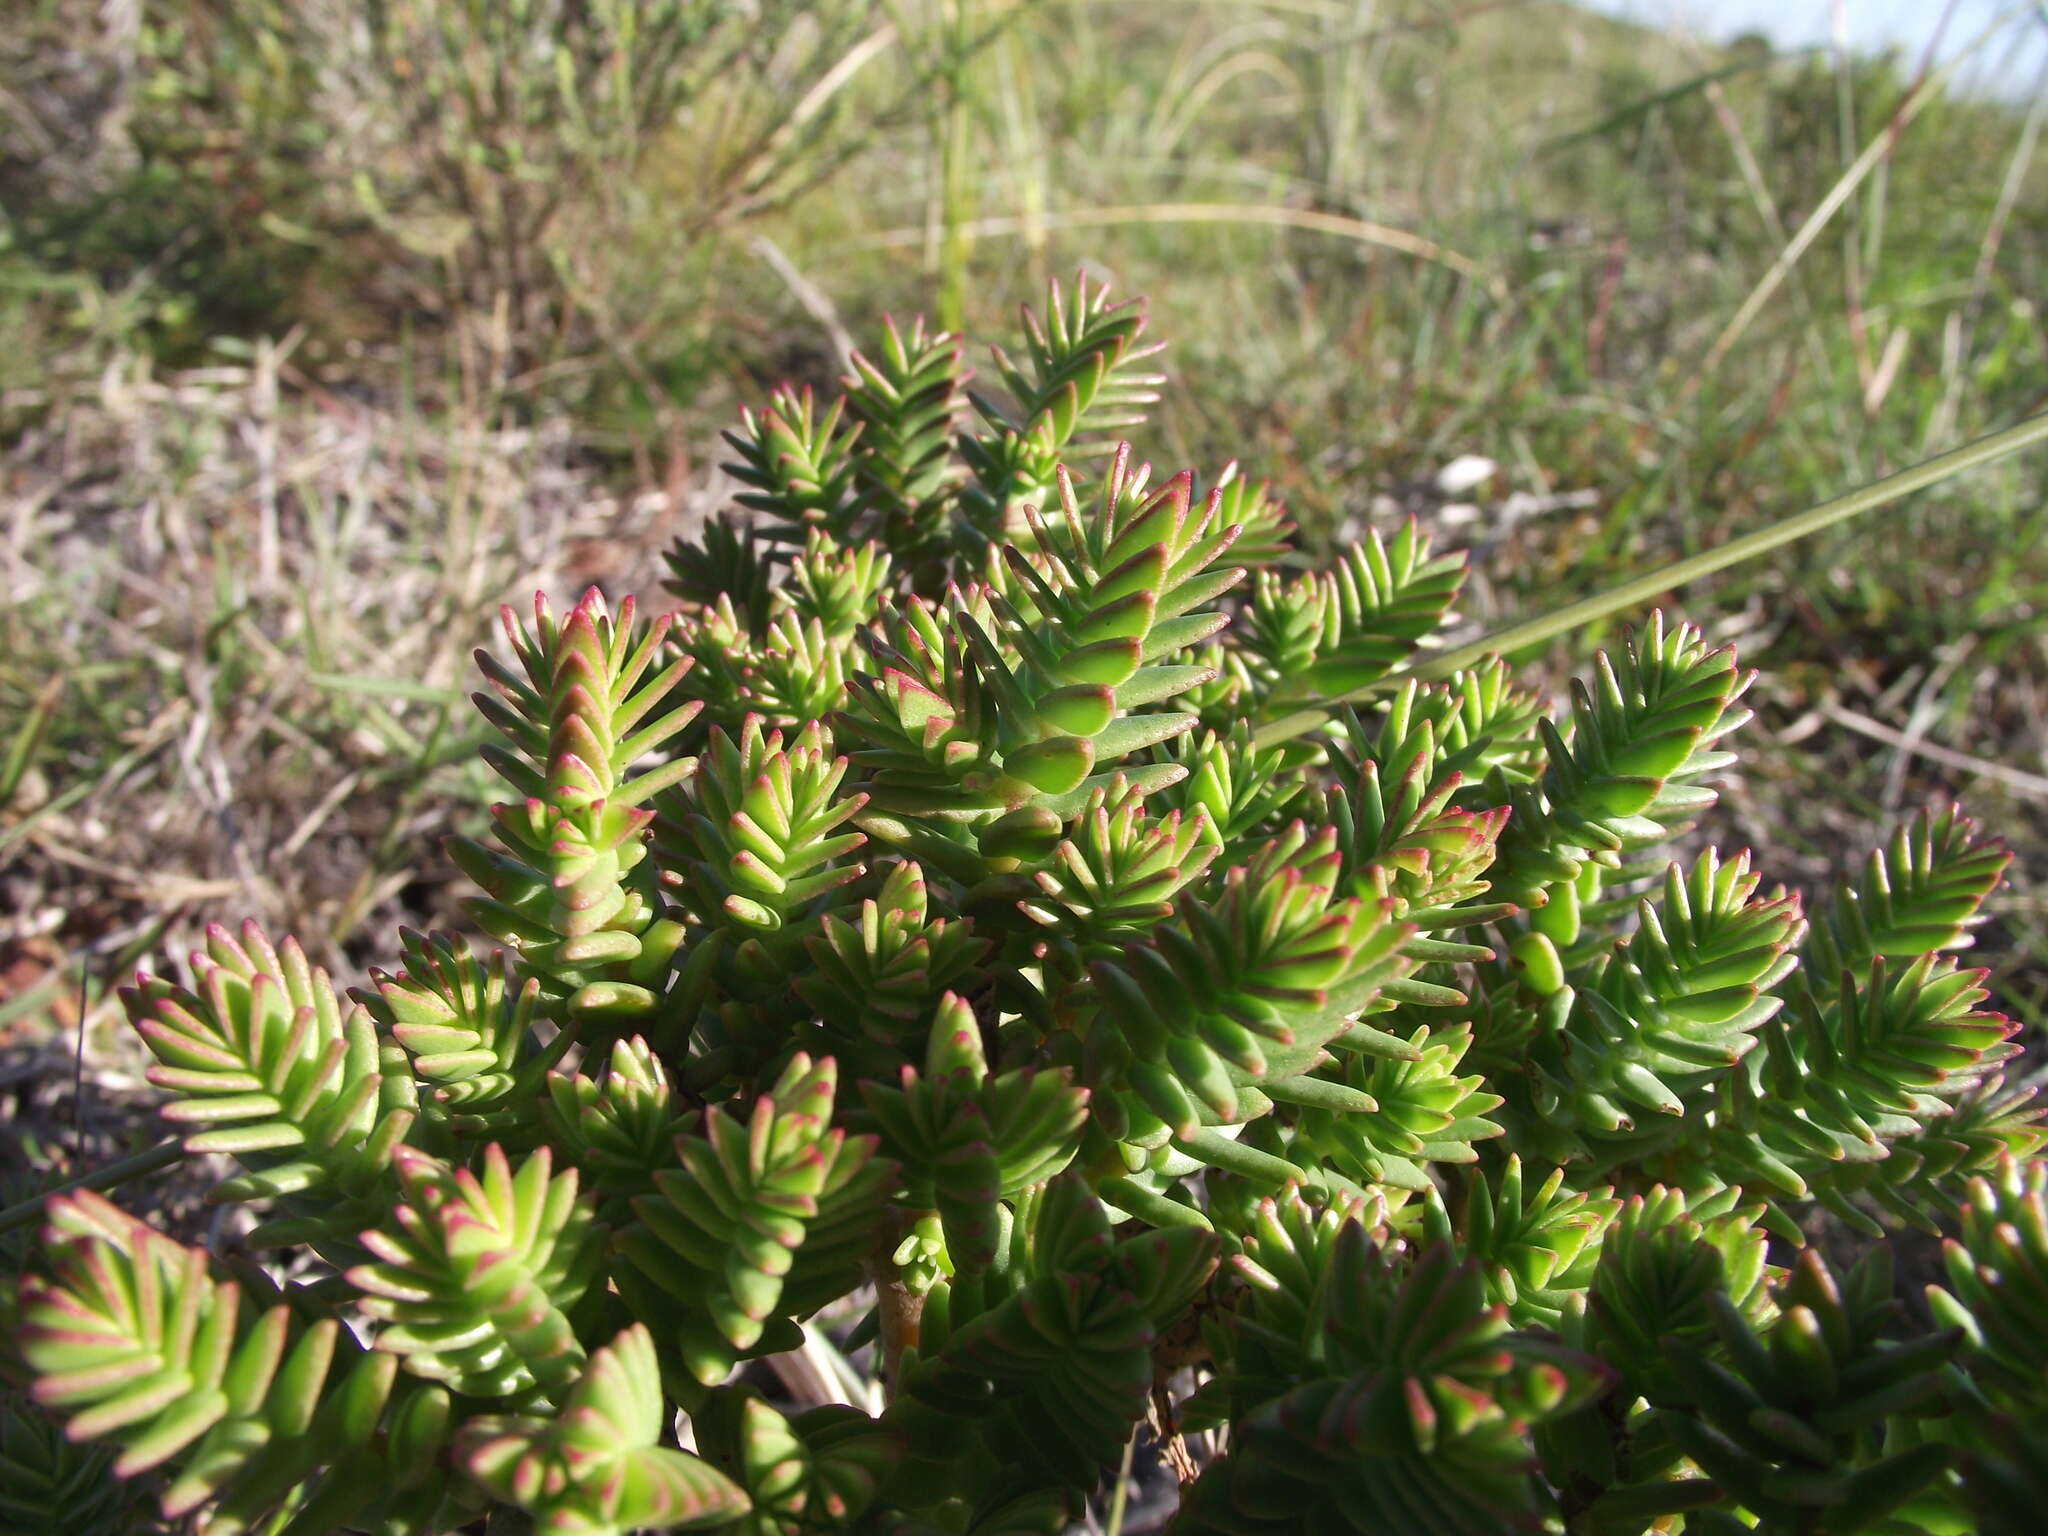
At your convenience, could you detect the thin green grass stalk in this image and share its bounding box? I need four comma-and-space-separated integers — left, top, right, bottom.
991, 17, 1052, 289
1254, 410, 2048, 746
0, 737, 157, 860
0, 1139, 185, 1237
0, 976, 64, 1037
1321, 0, 1372, 202
934, 0, 979, 333
0, 677, 62, 809
1534, 48, 1804, 157
1105, 1432, 1137, 1536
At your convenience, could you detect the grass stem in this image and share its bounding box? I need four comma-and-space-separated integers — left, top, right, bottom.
1254, 410, 2048, 746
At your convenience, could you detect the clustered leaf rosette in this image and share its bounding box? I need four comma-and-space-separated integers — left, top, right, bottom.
20, 1189, 464, 1534
454, 587, 701, 1024
0, 1391, 138, 1535
12, 279, 2048, 1536
457, 1326, 746, 1535
121, 921, 418, 1252
618, 1054, 894, 1386
1183, 1197, 1610, 1534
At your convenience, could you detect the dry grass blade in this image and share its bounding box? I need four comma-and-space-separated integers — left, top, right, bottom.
1688, 4, 2027, 388
1928, 49, 2048, 448
1, 356, 698, 986
1821, 702, 2048, 802
854, 201, 1507, 298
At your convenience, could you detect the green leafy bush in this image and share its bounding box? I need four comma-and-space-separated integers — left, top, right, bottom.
10, 278, 2045, 1534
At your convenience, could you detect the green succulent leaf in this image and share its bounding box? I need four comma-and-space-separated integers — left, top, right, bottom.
124, 921, 414, 1244
723, 384, 861, 544
1487, 613, 1752, 914
0, 1395, 139, 1536
348, 1142, 602, 1400
620, 1054, 896, 1384
696, 1388, 902, 1536
1655, 1249, 1959, 1532
457, 587, 700, 1018
457, 1325, 748, 1535
22, 1190, 455, 1535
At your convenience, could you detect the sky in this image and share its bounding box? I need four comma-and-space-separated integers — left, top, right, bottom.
1583, 0, 2048, 97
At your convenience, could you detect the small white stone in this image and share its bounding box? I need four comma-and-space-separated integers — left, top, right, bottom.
1435, 455, 1497, 497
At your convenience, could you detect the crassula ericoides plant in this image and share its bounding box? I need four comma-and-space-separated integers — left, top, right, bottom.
10, 276, 2047, 1536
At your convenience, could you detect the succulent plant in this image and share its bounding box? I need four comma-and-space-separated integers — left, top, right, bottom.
9, 276, 2043, 1534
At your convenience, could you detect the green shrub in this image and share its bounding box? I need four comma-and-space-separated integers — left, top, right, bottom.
240, 0, 887, 340
0, 0, 935, 397
9, 279, 2045, 1534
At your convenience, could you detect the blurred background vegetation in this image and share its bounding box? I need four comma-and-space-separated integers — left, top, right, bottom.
3, 0, 2044, 1158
